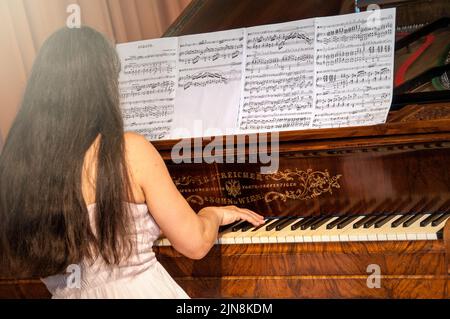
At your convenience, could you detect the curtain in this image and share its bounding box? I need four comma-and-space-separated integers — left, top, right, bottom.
0, 0, 191, 142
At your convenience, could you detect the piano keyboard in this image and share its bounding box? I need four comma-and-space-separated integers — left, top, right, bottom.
154, 212, 450, 246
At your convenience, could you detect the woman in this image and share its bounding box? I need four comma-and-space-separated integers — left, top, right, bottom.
0, 27, 264, 298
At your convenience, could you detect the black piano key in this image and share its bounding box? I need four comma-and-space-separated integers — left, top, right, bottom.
251, 218, 276, 232
374, 215, 397, 228
353, 215, 375, 229
310, 216, 333, 230
301, 216, 323, 230
232, 221, 252, 232
326, 216, 347, 229
391, 214, 412, 228
219, 220, 241, 233
364, 215, 386, 228
266, 218, 288, 231
420, 200, 450, 227
275, 217, 298, 231
337, 216, 360, 229
431, 212, 450, 227
241, 222, 257, 232
436, 228, 444, 240
420, 213, 442, 227
402, 214, 424, 227
291, 217, 310, 230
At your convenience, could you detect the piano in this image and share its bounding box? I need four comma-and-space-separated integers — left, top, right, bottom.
1, 0, 450, 299
151, 0, 450, 298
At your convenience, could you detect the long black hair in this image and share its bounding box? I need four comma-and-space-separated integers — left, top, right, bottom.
0, 27, 134, 278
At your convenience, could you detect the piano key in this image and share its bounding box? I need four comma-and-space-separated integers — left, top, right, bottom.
219, 220, 242, 233
402, 214, 425, 227
363, 215, 387, 228
419, 199, 450, 227
218, 220, 259, 244
266, 218, 290, 231
326, 216, 347, 229
337, 215, 359, 229
374, 214, 397, 228
248, 219, 280, 243
337, 216, 368, 241
252, 218, 275, 232
363, 214, 428, 241
353, 215, 378, 229
241, 223, 255, 232
286, 217, 340, 242
232, 221, 252, 232
310, 216, 333, 230
315, 216, 365, 241
300, 216, 323, 230
419, 213, 442, 227
275, 217, 300, 231
398, 214, 439, 240
291, 217, 311, 230
431, 212, 450, 227
391, 214, 412, 228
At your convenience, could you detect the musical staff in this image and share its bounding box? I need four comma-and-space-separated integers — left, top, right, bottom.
171, 29, 245, 138
238, 19, 316, 132
117, 37, 178, 140
312, 8, 395, 129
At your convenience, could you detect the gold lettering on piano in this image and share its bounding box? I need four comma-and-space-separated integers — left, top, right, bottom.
175, 168, 342, 205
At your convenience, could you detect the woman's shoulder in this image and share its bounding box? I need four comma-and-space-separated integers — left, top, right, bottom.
124, 132, 156, 156
123, 132, 162, 174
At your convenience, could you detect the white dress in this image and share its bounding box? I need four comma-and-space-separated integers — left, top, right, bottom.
41, 203, 189, 299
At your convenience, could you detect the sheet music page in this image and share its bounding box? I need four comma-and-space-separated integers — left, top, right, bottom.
116, 8, 396, 140
171, 29, 245, 138
116, 37, 178, 140
312, 8, 396, 128
238, 19, 316, 133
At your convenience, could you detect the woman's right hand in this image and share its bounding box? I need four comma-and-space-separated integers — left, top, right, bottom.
204, 205, 264, 227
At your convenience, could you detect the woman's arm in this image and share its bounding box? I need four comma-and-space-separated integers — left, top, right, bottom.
125, 133, 264, 259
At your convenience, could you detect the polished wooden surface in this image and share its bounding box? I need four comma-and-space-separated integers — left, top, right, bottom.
164, 0, 345, 37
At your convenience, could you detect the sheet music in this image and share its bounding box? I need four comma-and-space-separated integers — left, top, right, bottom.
171, 29, 245, 138
116, 37, 178, 140
238, 19, 315, 133
312, 8, 395, 128
116, 8, 396, 140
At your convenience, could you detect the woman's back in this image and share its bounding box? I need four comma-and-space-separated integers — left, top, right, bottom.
39, 133, 189, 298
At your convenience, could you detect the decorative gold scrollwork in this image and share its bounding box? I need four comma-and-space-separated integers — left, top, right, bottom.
185, 195, 204, 205
173, 176, 203, 186
264, 169, 342, 203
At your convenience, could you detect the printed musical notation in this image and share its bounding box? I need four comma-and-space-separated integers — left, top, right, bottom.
171, 29, 245, 138
116, 37, 178, 140
312, 8, 395, 128
238, 19, 316, 133
116, 9, 396, 140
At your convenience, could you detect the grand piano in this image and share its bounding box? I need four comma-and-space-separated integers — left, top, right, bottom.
151, 0, 450, 299
1, 0, 450, 298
